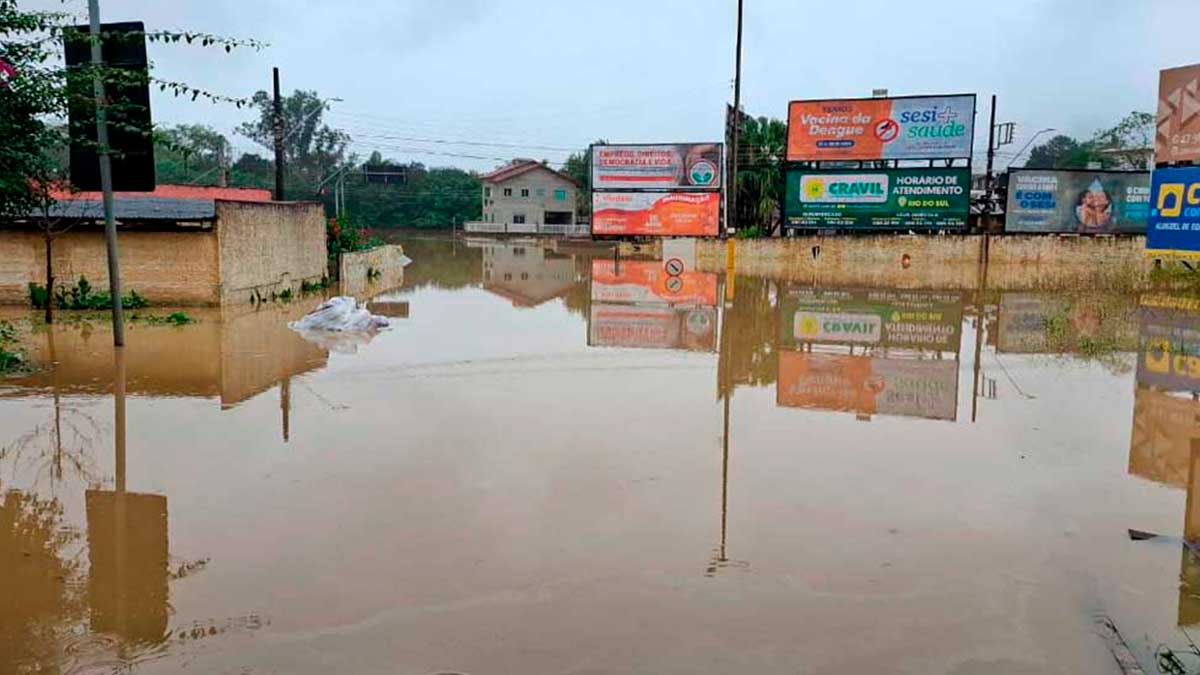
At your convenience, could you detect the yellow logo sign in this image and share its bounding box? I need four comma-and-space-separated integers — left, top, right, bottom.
803, 179, 825, 200
1157, 182, 1200, 218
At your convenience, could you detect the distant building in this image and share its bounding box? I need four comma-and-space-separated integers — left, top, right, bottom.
481, 242, 577, 307
479, 160, 579, 229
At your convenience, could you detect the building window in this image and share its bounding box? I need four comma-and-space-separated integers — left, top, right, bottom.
520, 272, 529, 281
484, 187, 492, 197
504, 273, 512, 281
513, 214, 526, 224
513, 247, 526, 256
503, 188, 513, 197
554, 189, 567, 201
521, 188, 530, 198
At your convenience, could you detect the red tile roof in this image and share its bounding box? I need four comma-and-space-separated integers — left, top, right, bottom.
49, 184, 272, 203
480, 160, 580, 187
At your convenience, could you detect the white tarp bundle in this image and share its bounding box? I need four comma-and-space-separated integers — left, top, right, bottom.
289, 296, 390, 332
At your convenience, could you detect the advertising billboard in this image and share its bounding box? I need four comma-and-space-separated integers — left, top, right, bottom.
592, 191, 720, 237
786, 94, 975, 161
778, 287, 964, 351
776, 351, 959, 421
1128, 386, 1200, 489
591, 260, 718, 306
591, 143, 723, 190
1005, 170, 1151, 234
1147, 166, 1200, 256
589, 304, 718, 352
784, 167, 970, 230
1157, 63, 1200, 165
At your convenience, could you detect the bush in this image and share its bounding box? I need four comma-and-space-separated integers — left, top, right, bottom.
0, 320, 23, 373
328, 213, 382, 261
47, 276, 149, 310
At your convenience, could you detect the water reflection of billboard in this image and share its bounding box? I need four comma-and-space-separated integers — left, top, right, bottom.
1128, 387, 1199, 488
589, 304, 717, 352
86, 490, 169, 645
591, 260, 718, 306
779, 287, 963, 351
1004, 169, 1150, 234
592, 192, 720, 237
1137, 296, 1200, 391
776, 351, 958, 421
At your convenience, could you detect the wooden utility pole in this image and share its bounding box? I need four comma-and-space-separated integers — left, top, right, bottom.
728, 0, 744, 234
273, 67, 285, 201
87, 0, 125, 346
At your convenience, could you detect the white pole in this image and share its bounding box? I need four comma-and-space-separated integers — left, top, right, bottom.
87, 0, 125, 346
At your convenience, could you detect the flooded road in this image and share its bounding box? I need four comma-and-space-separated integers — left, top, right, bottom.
2, 236, 1199, 673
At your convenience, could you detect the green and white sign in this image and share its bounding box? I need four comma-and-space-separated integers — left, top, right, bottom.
785, 167, 970, 229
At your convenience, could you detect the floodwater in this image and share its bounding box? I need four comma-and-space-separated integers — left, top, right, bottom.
2, 236, 1199, 674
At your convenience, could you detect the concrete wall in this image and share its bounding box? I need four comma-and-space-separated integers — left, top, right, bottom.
483, 170, 577, 226
986, 234, 1152, 290
217, 200, 327, 305
694, 233, 1157, 291
0, 227, 221, 306
698, 235, 984, 290
339, 244, 407, 299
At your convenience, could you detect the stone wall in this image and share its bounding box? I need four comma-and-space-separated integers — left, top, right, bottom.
217, 200, 327, 305
339, 244, 406, 299
0, 227, 221, 305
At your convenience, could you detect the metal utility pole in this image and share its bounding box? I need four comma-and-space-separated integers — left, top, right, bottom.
983, 95, 997, 220
273, 67, 285, 200
728, 0, 744, 234
88, 0, 125, 346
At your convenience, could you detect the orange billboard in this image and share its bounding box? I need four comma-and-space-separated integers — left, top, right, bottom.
1157, 63, 1200, 164
592, 192, 720, 237
591, 260, 718, 306
787, 95, 975, 162
776, 351, 959, 421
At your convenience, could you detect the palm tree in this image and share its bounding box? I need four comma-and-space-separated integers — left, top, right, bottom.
734, 116, 787, 233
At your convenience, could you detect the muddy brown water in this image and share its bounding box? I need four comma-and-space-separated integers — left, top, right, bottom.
1, 236, 1199, 674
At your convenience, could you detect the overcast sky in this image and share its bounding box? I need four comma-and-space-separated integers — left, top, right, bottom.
32, 0, 1200, 172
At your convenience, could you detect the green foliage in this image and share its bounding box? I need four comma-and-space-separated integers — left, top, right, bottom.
366, 266, 382, 280
27, 282, 49, 309
236, 89, 348, 186
278, 288, 294, 303
0, 319, 23, 372
300, 277, 330, 294
327, 213, 381, 261
562, 140, 606, 218
732, 115, 787, 233
338, 162, 482, 229
50, 276, 148, 310
131, 311, 194, 326
735, 225, 763, 239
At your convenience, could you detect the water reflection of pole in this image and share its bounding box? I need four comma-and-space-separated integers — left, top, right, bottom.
971, 235, 990, 423
716, 270, 734, 567
281, 377, 291, 443
113, 344, 128, 647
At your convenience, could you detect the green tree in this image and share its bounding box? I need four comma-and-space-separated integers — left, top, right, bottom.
1025, 112, 1154, 170
1025, 134, 1084, 169
154, 124, 229, 184
733, 116, 787, 233
236, 89, 349, 190
562, 139, 606, 218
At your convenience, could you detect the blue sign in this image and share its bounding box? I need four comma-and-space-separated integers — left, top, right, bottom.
1148, 166, 1200, 255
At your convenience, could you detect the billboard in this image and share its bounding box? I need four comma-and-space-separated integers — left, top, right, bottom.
1147, 166, 1200, 256
778, 287, 964, 351
591, 144, 723, 190
776, 351, 959, 421
1128, 386, 1200, 489
1005, 170, 1151, 233
592, 191, 720, 237
1157, 63, 1200, 165
786, 94, 975, 161
591, 260, 718, 306
589, 304, 718, 352
784, 167, 969, 230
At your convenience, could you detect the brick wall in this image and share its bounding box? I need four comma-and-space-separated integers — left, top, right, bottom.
0, 227, 221, 305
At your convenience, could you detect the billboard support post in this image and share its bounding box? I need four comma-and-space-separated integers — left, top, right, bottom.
984, 95, 997, 223
86, 0, 125, 347
729, 0, 743, 235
